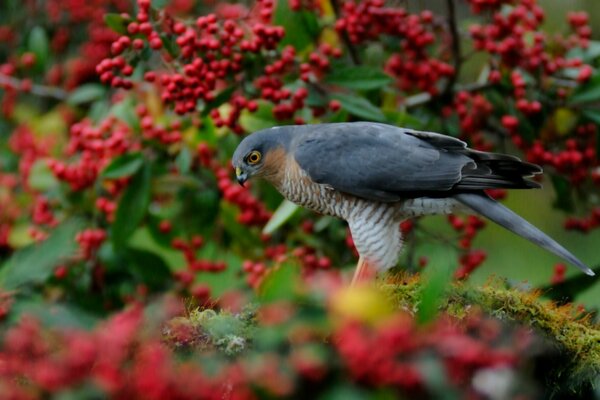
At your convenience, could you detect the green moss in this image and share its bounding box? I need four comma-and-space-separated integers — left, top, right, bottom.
382, 274, 600, 385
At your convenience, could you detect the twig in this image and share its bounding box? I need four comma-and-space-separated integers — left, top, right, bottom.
329, 0, 361, 65
0, 73, 68, 100
442, 0, 461, 99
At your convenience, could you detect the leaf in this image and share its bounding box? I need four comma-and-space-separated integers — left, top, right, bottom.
160, 34, 180, 58
101, 153, 144, 179
175, 147, 192, 174
330, 94, 386, 122
202, 86, 236, 115
324, 66, 393, 90
104, 13, 129, 35
551, 174, 574, 212
262, 200, 299, 235
259, 262, 300, 303
417, 248, 454, 324
569, 73, 600, 104
239, 102, 278, 132
582, 109, 600, 160
273, 0, 319, 52
539, 264, 600, 305
67, 84, 107, 105
125, 248, 172, 290
566, 40, 600, 63
112, 162, 152, 247
0, 218, 84, 290
28, 159, 58, 191
553, 108, 578, 136
28, 26, 49, 68
10, 299, 98, 329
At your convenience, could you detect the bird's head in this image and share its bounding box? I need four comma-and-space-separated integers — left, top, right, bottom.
232, 126, 293, 186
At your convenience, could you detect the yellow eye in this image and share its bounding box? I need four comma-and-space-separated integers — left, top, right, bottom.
247, 150, 262, 165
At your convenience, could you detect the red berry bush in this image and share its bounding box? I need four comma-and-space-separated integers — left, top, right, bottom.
0, 0, 599, 397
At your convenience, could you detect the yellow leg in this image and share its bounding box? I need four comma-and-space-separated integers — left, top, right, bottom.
351, 257, 374, 286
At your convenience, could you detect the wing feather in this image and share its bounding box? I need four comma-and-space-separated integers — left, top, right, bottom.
292, 122, 540, 202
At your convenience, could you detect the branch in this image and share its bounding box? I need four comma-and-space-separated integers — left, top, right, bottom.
442, 0, 461, 99
0, 73, 68, 100
329, 0, 361, 65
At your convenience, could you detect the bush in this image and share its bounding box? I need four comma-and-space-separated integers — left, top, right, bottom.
0, 0, 599, 398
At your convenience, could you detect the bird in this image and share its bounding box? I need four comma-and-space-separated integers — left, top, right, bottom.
232, 122, 594, 284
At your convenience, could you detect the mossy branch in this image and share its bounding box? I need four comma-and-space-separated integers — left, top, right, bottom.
382, 274, 600, 385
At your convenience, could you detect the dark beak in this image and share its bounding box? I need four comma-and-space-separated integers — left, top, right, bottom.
235, 167, 247, 187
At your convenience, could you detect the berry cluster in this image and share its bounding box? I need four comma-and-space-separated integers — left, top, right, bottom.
76, 228, 107, 260
48, 118, 132, 191
448, 215, 488, 278
336, 1, 453, 94
334, 312, 531, 393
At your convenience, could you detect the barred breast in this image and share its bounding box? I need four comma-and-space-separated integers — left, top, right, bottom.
268, 157, 461, 272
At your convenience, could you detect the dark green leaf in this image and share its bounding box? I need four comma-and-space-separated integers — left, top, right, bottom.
202, 86, 236, 116
104, 13, 129, 35
112, 162, 152, 247
28, 26, 49, 68
125, 248, 172, 290
324, 66, 392, 90
331, 94, 386, 122
102, 152, 144, 179
273, 0, 319, 52
551, 174, 574, 212
569, 73, 600, 104
0, 218, 84, 289
160, 34, 180, 58
67, 84, 106, 105
539, 264, 600, 305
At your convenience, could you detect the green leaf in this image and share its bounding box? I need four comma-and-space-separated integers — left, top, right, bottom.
417, 248, 454, 324
239, 102, 278, 132
273, 0, 319, 52
67, 84, 106, 105
112, 162, 152, 247
160, 34, 180, 58
324, 66, 393, 90
202, 86, 236, 115
566, 40, 600, 63
259, 262, 300, 303
569, 73, 600, 104
125, 248, 172, 290
175, 147, 192, 174
28, 159, 58, 191
28, 26, 49, 68
331, 94, 386, 122
0, 218, 84, 290
10, 299, 98, 329
102, 153, 144, 179
104, 13, 129, 35
262, 200, 299, 235
551, 174, 574, 212
539, 264, 600, 305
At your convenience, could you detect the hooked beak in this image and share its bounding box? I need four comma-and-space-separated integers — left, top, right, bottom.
235, 167, 248, 187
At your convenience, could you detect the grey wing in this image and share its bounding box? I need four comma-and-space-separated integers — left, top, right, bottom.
292, 123, 541, 202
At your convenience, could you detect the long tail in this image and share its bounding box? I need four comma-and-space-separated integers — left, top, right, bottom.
454, 192, 594, 276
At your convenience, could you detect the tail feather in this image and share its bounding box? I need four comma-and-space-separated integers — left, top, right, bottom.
454, 192, 594, 276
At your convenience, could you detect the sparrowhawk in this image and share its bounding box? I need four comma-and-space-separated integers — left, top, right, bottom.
232, 122, 594, 283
